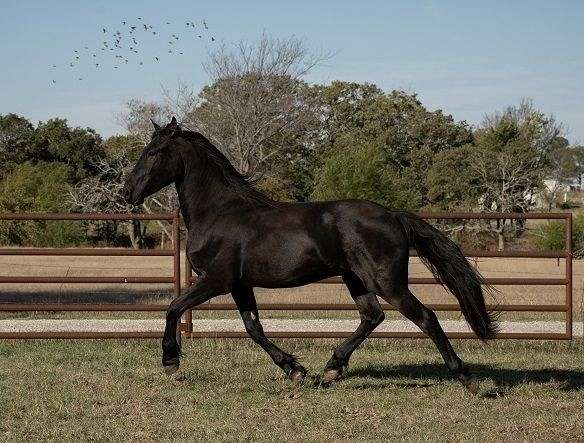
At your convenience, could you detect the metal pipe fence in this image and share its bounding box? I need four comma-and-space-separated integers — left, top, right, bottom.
0, 212, 184, 339
0, 211, 574, 340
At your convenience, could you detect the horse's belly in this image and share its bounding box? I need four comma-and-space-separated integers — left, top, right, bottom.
241, 239, 338, 288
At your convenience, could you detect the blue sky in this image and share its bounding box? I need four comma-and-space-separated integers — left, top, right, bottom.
1, 0, 583, 142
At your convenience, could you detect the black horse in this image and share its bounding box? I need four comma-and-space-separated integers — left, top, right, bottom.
122, 117, 497, 394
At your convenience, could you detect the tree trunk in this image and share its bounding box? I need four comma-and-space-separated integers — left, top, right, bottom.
497, 231, 505, 251
127, 220, 144, 249
496, 219, 505, 251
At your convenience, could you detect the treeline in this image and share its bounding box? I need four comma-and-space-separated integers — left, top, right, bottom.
0, 35, 582, 249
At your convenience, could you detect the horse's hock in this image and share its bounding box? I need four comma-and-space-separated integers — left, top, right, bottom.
0, 212, 575, 340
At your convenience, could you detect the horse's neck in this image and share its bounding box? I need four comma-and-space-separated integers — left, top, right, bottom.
175, 163, 247, 233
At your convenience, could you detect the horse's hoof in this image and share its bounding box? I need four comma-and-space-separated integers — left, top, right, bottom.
322, 368, 342, 385
461, 377, 479, 395
289, 369, 306, 383
163, 360, 180, 376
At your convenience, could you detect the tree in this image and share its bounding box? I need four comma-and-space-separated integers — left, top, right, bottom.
32, 118, 104, 181
311, 82, 473, 206
543, 137, 576, 210
192, 33, 329, 179
428, 100, 566, 249
427, 144, 481, 211
117, 100, 169, 145
474, 100, 564, 213
312, 142, 419, 210
0, 162, 85, 246
570, 145, 584, 187
68, 135, 177, 248
0, 113, 35, 178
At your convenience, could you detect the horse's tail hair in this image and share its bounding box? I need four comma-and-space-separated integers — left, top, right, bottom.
395, 212, 498, 340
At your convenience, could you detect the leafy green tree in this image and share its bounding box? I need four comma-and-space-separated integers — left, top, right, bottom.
427, 145, 481, 210
0, 113, 35, 177
103, 134, 143, 163
32, 118, 104, 181
312, 142, 419, 210
0, 162, 85, 246
311, 82, 472, 205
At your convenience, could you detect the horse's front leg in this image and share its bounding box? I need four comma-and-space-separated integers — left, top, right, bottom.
162, 277, 224, 374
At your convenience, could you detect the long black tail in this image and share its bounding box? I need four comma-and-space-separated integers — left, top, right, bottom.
396, 212, 498, 339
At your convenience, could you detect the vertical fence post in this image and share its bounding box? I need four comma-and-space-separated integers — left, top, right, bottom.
565, 213, 573, 339
172, 211, 183, 342
184, 257, 193, 336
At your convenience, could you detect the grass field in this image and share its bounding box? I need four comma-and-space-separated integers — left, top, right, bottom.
1, 338, 583, 440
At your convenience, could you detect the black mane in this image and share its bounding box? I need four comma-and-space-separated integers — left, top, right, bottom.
179, 130, 280, 208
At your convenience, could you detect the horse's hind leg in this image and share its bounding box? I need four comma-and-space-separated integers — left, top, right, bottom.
232, 283, 307, 382
322, 272, 385, 384
379, 283, 479, 394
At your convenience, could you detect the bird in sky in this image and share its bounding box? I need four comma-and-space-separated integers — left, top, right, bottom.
49, 16, 219, 87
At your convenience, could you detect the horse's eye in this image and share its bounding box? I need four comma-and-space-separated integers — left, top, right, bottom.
147, 150, 157, 157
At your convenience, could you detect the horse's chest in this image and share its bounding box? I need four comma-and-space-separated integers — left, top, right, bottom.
185, 235, 236, 271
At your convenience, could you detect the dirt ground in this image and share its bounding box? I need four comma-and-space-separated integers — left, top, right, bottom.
0, 251, 580, 320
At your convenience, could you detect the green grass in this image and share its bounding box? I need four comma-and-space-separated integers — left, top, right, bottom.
1, 338, 583, 440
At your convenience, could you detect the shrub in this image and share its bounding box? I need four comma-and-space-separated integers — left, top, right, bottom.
532, 214, 584, 258
0, 162, 86, 247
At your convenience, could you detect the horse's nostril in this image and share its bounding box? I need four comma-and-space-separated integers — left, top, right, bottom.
121, 187, 130, 200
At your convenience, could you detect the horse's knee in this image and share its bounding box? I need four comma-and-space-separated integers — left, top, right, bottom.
420, 308, 438, 331
362, 309, 384, 331
242, 312, 264, 340
372, 310, 385, 327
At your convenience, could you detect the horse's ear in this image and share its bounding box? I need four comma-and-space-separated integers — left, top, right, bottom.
150, 119, 161, 131
169, 116, 178, 127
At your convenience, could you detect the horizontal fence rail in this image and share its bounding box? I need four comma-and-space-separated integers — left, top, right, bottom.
0, 211, 574, 340
0, 212, 184, 339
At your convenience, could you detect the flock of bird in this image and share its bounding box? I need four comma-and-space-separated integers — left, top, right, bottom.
50, 18, 214, 84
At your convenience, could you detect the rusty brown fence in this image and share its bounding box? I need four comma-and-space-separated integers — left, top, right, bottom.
0, 212, 185, 339
0, 211, 574, 340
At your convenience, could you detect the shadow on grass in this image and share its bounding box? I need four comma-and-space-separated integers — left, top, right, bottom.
346, 363, 584, 393
0, 289, 170, 304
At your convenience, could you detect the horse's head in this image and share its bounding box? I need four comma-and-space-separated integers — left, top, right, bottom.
122, 117, 184, 205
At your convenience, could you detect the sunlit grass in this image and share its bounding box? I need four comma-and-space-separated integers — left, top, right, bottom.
0, 338, 583, 440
